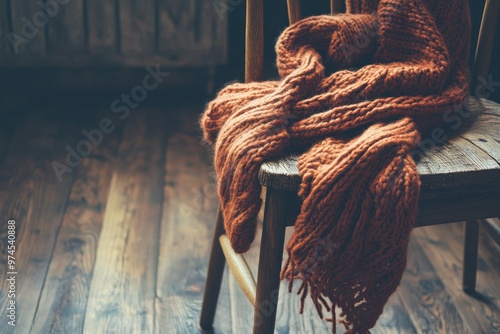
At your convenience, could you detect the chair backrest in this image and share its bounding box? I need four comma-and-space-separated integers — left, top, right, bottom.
245, 0, 500, 94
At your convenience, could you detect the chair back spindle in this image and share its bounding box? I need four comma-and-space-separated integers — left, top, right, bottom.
472, 0, 500, 93
287, 0, 302, 25
331, 0, 343, 14
245, 0, 264, 82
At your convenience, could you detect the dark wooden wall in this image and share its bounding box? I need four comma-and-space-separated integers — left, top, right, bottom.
0, 0, 227, 67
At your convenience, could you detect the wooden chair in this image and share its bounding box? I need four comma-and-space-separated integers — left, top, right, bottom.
200, 1, 500, 333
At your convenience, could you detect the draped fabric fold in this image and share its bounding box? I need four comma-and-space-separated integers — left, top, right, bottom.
201, 0, 470, 332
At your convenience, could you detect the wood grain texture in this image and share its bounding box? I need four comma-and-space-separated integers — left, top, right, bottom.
31, 109, 123, 333
220, 234, 256, 306
399, 238, 467, 334
477, 221, 500, 279
9, 1, 46, 54
155, 107, 232, 334
1, 0, 227, 66
482, 218, 500, 245
371, 293, 417, 334
200, 207, 228, 330
83, 110, 166, 334
210, 0, 228, 64
158, 0, 227, 62
0, 100, 498, 333
0, 110, 78, 334
259, 97, 500, 193
287, 0, 301, 25
158, 1, 203, 57
46, 0, 85, 53
0, 0, 12, 54
86, 0, 116, 53
157, 0, 192, 56
414, 223, 500, 333
229, 226, 261, 334
415, 138, 498, 191
274, 279, 333, 333
245, 0, 263, 82
458, 98, 500, 163
119, 0, 155, 54
331, 0, 344, 14
253, 188, 291, 334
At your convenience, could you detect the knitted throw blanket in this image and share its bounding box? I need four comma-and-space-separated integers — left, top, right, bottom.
201, 0, 470, 332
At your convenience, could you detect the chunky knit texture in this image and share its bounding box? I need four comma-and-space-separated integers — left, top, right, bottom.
201, 0, 471, 332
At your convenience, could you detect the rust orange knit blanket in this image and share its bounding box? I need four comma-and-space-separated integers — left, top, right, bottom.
201, 0, 470, 332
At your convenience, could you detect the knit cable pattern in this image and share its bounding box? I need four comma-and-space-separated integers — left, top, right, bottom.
201, 0, 471, 332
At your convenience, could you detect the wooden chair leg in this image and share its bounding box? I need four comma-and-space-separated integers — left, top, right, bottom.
463, 220, 480, 294
253, 188, 290, 334
200, 207, 226, 330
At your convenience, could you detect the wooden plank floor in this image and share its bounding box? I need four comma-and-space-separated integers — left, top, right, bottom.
0, 95, 499, 334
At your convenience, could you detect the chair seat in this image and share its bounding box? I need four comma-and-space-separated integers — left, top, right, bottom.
259, 97, 500, 226
258, 97, 500, 226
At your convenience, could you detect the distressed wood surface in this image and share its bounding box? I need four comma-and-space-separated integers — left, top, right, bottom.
86, 0, 116, 53
458, 98, 500, 162
219, 234, 256, 306
31, 107, 123, 333
399, 238, 468, 334
0, 0, 227, 65
157, 0, 227, 62
83, 110, 166, 333
46, 0, 85, 53
478, 220, 500, 278
158, 0, 195, 57
0, 99, 499, 333
192, 0, 222, 52
229, 225, 261, 334
155, 106, 232, 334
119, 0, 155, 54
414, 222, 500, 333
371, 293, 417, 334
245, 0, 263, 82
0, 109, 79, 334
259, 97, 500, 194
483, 218, 500, 245
9, 1, 46, 54
209, 0, 228, 63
